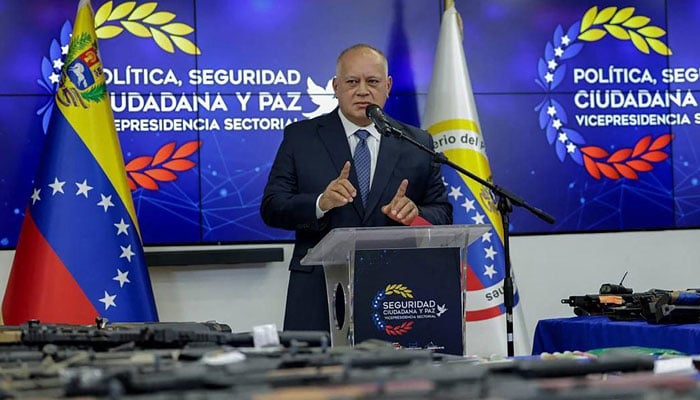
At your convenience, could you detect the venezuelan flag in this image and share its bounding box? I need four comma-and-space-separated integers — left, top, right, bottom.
422, 1, 526, 356
1, 0, 158, 325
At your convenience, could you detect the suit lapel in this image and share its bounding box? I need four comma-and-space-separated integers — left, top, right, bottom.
317, 110, 365, 218
364, 134, 401, 221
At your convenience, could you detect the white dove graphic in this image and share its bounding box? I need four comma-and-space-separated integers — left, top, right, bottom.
302, 76, 337, 119
437, 304, 447, 317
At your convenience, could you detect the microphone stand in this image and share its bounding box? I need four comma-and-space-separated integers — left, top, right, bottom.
382, 125, 555, 357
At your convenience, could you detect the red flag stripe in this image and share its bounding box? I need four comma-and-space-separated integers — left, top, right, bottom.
465, 306, 503, 321
2, 209, 98, 325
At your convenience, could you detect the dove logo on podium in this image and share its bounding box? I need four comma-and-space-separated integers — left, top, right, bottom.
302, 76, 337, 119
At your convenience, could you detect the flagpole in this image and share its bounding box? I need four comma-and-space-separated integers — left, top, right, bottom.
382, 125, 555, 356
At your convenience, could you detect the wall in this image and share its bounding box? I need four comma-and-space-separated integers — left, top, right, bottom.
511, 229, 700, 348
1, 229, 699, 355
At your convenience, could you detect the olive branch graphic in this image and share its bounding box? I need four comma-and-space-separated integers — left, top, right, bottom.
94, 1, 200, 55
385, 321, 413, 336
580, 134, 673, 180
125, 140, 201, 190
578, 6, 671, 55
385, 284, 413, 299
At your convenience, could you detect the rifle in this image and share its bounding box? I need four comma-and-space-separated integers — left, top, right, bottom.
561, 277, 676, 322
639, 289, 700, 324
562, 285, 700, 324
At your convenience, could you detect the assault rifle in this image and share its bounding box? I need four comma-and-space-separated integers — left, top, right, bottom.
562, 285, 700, 324
561, 283, 670, 321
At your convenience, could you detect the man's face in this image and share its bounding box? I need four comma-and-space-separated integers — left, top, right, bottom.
333, 48, 392, 126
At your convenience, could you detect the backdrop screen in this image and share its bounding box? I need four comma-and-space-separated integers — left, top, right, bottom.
0, 0, 696, 248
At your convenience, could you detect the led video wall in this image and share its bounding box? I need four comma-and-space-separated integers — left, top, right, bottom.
1, 0, 697, 248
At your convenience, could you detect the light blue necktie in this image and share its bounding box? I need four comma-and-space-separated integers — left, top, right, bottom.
354, 129, 371, 207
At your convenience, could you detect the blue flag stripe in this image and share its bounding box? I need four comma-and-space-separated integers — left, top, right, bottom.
30, 110, 156, 321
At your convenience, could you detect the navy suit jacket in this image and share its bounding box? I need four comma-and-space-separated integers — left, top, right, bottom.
261, 109, 452, 330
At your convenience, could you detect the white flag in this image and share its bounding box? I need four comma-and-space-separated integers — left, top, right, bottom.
422, 4, 530, 357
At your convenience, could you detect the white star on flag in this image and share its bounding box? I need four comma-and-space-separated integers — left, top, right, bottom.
558, 132, 568, 143
481, 231, 493, 243
461, 197, 475, 212
552, 119, 562, 129
547, 106, 556, 116
113, 269, 131, 288
97, 194, 115, 212
31, 188, 41, 205
99, 291, 117, 310
561, 35, 571, 46
471, 211, 486, 224
119, 245, 135, 262
484, 245, 497, 260
484, 264, 497, 279
114, 218, 130, 236
49, 72, 60, 84
75, 179, 93, 198
554, 47, 564, 57
448, 186, 463, 200
566, 142, 577, 153
547, 59, 557, 70
48, 177, 66, 195
52, 58, 64, 70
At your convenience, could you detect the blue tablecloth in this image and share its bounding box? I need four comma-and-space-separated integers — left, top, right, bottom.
532, 316, 700, 355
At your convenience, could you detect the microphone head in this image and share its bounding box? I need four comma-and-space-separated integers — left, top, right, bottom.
365, 103, 381, 119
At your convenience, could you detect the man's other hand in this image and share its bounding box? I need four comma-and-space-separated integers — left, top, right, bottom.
319, 161, 357, 212
382, 179, 418, 225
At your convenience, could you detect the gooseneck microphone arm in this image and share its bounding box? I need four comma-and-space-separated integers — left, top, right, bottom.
366, 103, 555, 357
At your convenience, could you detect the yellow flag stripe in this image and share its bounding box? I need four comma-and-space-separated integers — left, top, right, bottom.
428, 115, 505, 240
58, 2, 140, 236
426, 118, 481, 136
59, 105, 139, 232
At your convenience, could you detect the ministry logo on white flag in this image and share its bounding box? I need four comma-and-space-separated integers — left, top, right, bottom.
422, 3, 529, 357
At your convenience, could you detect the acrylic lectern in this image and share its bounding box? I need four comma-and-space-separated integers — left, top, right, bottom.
300, 224, 489, 356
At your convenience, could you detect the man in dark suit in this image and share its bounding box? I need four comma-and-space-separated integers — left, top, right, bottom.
261, 44, 452, 332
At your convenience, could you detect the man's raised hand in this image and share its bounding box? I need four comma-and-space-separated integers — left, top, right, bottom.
319, 161, 357, 212
381, 179, 418, 225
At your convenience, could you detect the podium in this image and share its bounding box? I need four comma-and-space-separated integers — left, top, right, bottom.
301, 224, 489, 356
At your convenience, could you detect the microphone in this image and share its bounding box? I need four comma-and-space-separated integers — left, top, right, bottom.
365, 104, 398, 137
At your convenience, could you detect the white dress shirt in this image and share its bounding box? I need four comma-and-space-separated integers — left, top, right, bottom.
315, 109, 382, 217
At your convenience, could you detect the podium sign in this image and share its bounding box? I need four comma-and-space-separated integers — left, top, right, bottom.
301, 224, 489, 356
354, 247, 463, 354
